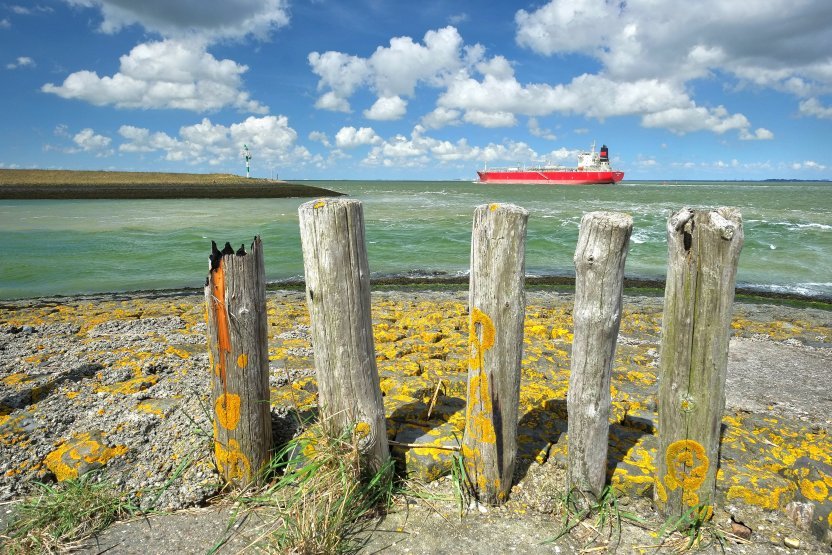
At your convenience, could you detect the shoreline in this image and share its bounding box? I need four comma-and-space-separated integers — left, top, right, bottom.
3, 275, 830, 309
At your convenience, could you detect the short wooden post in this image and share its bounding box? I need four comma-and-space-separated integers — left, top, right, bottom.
567, 211, 633, 500
298, 198, 389, 469
205, 236, 272, 485
463, 203, 528, 505
655, 208, 743, 518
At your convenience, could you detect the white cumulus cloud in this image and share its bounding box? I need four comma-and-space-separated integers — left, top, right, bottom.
463, 109, 517, 128
799, 98, 832, 119
6, 56, 35, 69
361, 125, 546, 169
790, 160, 827, 171
46, 1, 282, 114
310, 20, 766, 137
46, 126, 113, 156
421, 107, 461, 129
515, 0, 617, 55
335, 127, 381, 149
363, 96, 407, 121
528, 117, 556, 140
118, 115, 307, 166
308, 131, 331, 148
514, 0, 832, 125
740, 127, 775, 141
73, 128, 112, 152
64, 0, 289, 42
310, 26, 479, 119
42, 40, 267, 113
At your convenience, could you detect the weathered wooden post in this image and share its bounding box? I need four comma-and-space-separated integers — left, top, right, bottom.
205, 237, 272, 485
298, 198, 389, 469
463, 203, 528, 505
655, 208, 743, 519
567, 211, 633, 500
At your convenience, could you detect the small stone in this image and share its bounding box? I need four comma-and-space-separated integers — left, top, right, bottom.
731, 520, 752, 540
783, 537, 800, 549
784, 501, 814, 531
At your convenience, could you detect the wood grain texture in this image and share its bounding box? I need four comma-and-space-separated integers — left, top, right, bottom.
298, 198, 389, 469
205, 237, 272, 485
463, 203, 528, 505
567, 211, 633, 499
655, 208, 744, 518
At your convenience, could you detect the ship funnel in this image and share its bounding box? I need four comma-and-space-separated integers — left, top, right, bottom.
599, 145, 609, 162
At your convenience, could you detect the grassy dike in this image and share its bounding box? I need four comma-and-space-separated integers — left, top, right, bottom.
0, 169, 342, 199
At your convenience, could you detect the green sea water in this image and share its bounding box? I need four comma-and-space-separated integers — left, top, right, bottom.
1, 180, 830, 300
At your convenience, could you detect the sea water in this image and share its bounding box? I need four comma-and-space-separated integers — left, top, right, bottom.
1, 180, 830, 300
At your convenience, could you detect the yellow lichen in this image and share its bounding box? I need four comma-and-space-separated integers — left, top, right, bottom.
799, 478, 828, 502
655, 476, 668, 502
136, 401, 165, 417
663, 439, 709, 506
215, 438, 251, 482
165, 345, 190, 359
44, 433, 128, 482
354, 421, 371, 439
3, 373, 32, 386
726, 484, 794, 510
550, 327, 574, 342
215, 392, 241, 431
469, 307, 495, 367
237, 353, 248, 368
108, 374, 159, 394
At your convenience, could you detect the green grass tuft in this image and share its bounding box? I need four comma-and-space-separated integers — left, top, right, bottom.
657, 503, 728, 553
543, 485, 648, 548
236, 420, 395, 554
0, 473, 138, 554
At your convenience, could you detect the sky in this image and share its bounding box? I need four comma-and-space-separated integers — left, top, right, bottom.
1, 0, 831, 181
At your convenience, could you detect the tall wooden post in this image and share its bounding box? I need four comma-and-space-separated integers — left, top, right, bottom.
463, 203, 528, 505
205, 236, 272, 485
567, 211, 633, 500
655, 208, 743, 518
298, 198, 389, 469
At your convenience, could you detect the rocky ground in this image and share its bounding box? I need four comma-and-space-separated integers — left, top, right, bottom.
1, 287, 830, 553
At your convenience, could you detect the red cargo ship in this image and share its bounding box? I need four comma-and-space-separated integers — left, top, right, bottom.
477, 142, 624, 185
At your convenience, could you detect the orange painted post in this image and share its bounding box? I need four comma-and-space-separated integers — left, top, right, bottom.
205, 236, 272, 485
462, 203, 528, 505
655, 208, 743, 519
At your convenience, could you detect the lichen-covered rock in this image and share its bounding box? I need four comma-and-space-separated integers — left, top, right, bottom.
44, 430, 128, 481
393, 422, 459, 483
782, 456, 832, 541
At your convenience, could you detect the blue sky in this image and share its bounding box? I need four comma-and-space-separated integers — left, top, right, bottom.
1, 0, 831, 181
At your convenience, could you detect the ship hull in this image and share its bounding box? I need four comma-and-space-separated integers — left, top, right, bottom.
477, 170, 624, 185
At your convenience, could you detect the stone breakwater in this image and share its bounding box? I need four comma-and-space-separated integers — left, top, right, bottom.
1, 289, 831, 546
